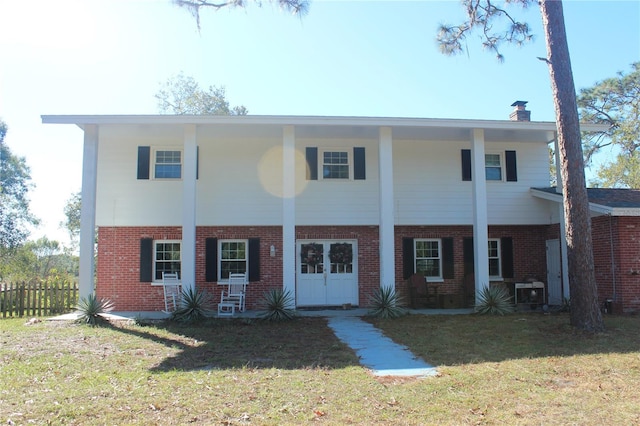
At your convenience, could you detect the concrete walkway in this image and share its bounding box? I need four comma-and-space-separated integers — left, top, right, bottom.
327, 316, 437, 377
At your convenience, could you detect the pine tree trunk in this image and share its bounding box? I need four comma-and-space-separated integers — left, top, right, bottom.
539, 0, 604, 331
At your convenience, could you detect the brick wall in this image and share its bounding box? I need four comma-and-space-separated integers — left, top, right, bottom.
592, 216, 617, 310
97, 225, 381, 311
602, 216, 640, 313
196, 226, 283, 311
97, 224, 550, 311
579, 216, 640, 313
97, 227, 182, 311
539, 217, 640, 313
394, 225, 548, 300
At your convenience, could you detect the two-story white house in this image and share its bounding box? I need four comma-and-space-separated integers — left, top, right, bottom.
45, 105, 640, 313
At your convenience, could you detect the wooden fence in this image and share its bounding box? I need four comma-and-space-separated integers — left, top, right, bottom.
0, 281, 79, 318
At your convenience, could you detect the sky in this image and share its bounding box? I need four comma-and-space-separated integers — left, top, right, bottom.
0, 0, 639, 247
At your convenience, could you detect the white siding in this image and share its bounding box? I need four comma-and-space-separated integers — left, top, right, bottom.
295, 139, 379, 225
96, 133, 285, 226
196, 137, 283, 225
485, 142, 553, 225
393, 140, 554, 225
393, 140, 472, 225
96, 128, 184, 226
95, 124, 556, 228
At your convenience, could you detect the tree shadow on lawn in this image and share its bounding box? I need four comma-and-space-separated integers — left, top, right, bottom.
367, 312, 640, 367
107, 317, 360, 373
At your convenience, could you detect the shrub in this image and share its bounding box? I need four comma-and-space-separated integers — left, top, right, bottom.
170, 287, 213, 323
475, 285, 514, 315
367, 286, 408, 319
76, 294, 114, 326
257, 289, 297, 321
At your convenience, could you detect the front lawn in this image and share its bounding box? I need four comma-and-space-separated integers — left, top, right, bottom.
1, 313, 639, 425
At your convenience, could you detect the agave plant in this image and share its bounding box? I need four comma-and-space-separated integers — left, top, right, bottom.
170, 287, 213, 323
367, 286, 408, 319
76, 294, 114, 326
257, 289, 297, 321
475, 285, 514, 315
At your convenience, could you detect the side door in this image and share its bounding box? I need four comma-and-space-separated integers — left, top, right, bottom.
546, 239, 563, 305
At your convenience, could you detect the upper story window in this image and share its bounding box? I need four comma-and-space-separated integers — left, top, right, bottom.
154, 240, 181, 281
414, 239, 442, 280
154, 150, 182, 179
219, 240, 248, 280
322, 150, 350, 179
485, 153, 502, 181
461, 149, 517, 182
306, 147, 366, 181
488, 238, 501, 278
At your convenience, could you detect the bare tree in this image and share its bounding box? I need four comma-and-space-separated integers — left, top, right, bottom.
438, 0, 604, 331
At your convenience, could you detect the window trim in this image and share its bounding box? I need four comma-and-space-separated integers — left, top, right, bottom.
319, 148, 352, 181
153, 148, 183, 180
488, 238, 502, 280
485, 152, 503, 182
414, 238, 443, 282
218, 239, 249, 282
152, 240, 182, 284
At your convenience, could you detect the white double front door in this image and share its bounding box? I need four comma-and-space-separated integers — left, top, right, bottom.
296, 240, 358, 306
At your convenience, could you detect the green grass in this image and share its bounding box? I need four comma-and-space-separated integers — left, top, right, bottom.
1, 313, 640, 425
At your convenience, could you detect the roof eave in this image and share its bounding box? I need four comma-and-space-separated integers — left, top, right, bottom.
41, 114, 607, 132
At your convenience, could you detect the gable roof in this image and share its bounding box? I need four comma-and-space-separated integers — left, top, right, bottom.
531, 187, 640, 216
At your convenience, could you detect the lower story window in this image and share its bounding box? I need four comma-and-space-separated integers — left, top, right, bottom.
415, 239, 441, 280
154, 241, 181, 281
220, 240, 247, 280
488, 239, 501, 278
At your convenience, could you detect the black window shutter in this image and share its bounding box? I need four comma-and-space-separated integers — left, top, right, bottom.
442, 237, 454, 279
196, 146, 200, 180
137, 146, 150, 180
505, 150, 518, 182
140, 238, 153, 282
463, 237, 475, 277
306, 147, 318, 180
461, 149, 472, 181
205, 238, 218, 282
354, 147, 366, 180
501, 237, 514, 278
248, 238, 260, 282
402, 238, 415, 279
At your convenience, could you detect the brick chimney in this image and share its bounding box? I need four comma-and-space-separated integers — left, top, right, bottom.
510, 100, 531, 122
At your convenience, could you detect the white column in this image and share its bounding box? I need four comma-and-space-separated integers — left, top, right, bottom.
282, 125, 296, 304
471, 128, 489, 298
554, 134, 570, 300
378, 127, 395, 290
79, 124, 98, 301
181, 124, 197, 292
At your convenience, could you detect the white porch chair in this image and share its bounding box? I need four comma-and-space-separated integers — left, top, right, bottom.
220, 273, 248, 312
162, 272, 182, 313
